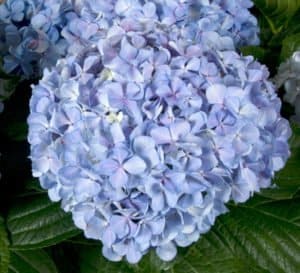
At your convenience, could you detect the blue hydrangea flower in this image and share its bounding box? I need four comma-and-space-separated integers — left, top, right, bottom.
0, 0, 71, 77
61, 0, 259, 55
23, 0, 285, 264
163, 0, 259, 49
274, 51, 300, 123
0, 0, 36, 23
28, 24, 290, 263
0, 0, 259, 77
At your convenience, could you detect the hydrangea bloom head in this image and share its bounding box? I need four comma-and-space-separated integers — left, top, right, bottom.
62, 0, 259, 55
28, 21, 290, 262
274, 51, 300, 123
0, 0, 259, 77
0, 0, 71, 77
0, 0, 36, 23
183, 0, 259, 47
26, 0, 285, 264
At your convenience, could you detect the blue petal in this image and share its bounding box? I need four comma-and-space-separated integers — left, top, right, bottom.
110, 215, 129, 238
72, 204, 95, 229
231, 182, 251, 203
85, 216, 106, 240
115, 0, 134, 15
126, 241, 142, 264
102, 227, 117, 247
31, 14, 48, 30
74, 178, 101, 202
150, 126, 171, 144
177, 194, 194, 210
206, 84, 227, 104
240, 124, 260, 143
163, 187, 179, 208
110, 123, 125, 144
170, 121, 191, 141
151, 191, 165, 211
102, 246, 122, 262
126, 100, 143, 124
133, 136, 160, 167
126, 82, 142, 100
106, 82, 123, 107
123, 156, 146, 175
48, 185, 61, 202
135, 225, 152, 251
32, 157, 50, 177
148, 217, 165, 235
164, 211, 182, 240
99, 159, 119, 175
156, 242, 177, 261
120, 38, 138, 60
111, 168, 128, 188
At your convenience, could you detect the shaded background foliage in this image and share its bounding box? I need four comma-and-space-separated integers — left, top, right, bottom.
0, 0, 300, 272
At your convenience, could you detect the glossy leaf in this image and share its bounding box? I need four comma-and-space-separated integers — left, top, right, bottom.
25, 180, 46, 193
240, 46, 266, 62
0, 78, 19, 103
0, 217, 9, 273
7, 194, 81, 250
170, 195, 300, 273
280, 33, 300, 61
8, 250, 58, 273
253, 0, 300, 34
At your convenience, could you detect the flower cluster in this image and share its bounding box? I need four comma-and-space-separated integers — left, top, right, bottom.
28, 10, 290, 261
62, 0, 259, 55
0, 0, 71, 77
1, 0, 260, 78
26, 0, 290, 265
274, 51, 300, 123
180, 0, 260, 48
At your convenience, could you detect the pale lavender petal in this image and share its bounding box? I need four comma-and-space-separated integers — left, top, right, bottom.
111, 168, 128, 188
151, 126, 172, 144
206, 84, 227, 104
123, 156, 146, 175
156, 242, 177, 261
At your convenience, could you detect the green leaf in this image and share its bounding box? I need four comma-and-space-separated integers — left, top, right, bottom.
8, 250, 58, 273
7, 194, 81, 250
0, 217, 10, 273
78, 246, 134, 273
25, 180, 46, 193
280, 33, 300, 61
275, 149, 300, 189
3, 122, 28, 142
66, 234, 102, 247
259, 186, 299, 200
253, 0, 300, 34
170, 196, 300, 273
0, 78, 19, 102
240, 46, 267, 62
